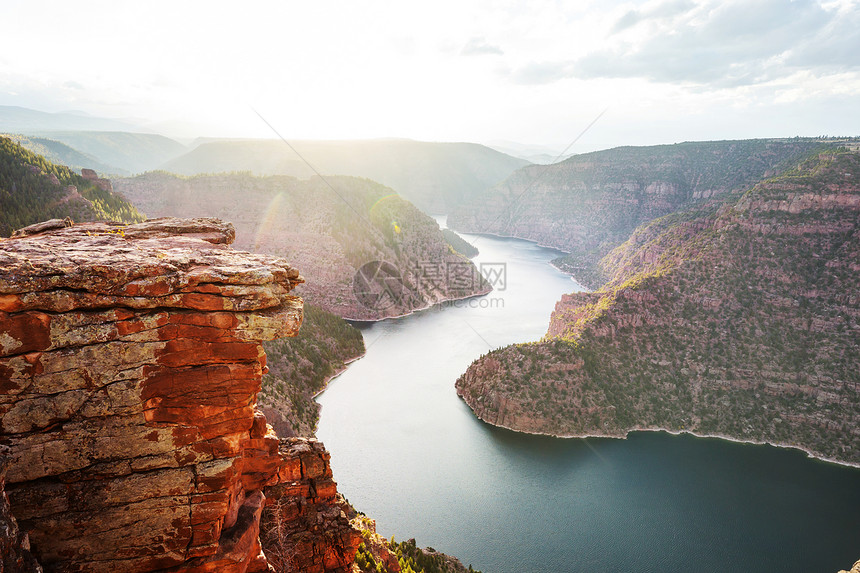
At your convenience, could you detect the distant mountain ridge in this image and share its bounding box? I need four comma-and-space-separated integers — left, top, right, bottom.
35, 131, 187, 174
0, 106, 190, 174
0, 105, 143, 133
1, 133, 117, 175
162, 138, 529, 213
1, 107, 529, 206
485, 140, 572, 164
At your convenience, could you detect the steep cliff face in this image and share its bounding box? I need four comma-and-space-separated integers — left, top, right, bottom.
0, 218, 359, 572
448, 139, 826, 288
457, 151, 860, 464
260, 304, 366, 438
260, 438, 359, 572
114, 173, 491, 320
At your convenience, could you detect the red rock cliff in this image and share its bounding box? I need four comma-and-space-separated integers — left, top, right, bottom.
0, 218, 359, 572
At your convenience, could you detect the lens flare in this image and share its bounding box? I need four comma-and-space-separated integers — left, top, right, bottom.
253, 191, 285, 252
368, 193, 401, 219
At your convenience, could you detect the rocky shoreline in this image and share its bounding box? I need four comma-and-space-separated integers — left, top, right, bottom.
455, 150, 860, 467
461, 404, 860, 470
342, 286, 494, 323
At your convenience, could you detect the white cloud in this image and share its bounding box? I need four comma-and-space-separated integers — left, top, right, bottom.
461, 38, 505, 56
610, 0, 696, 33
0, 0, 856, 145
530, 0, 858, 88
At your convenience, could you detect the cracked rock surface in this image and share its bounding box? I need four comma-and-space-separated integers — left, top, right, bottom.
0, 218, 359, 572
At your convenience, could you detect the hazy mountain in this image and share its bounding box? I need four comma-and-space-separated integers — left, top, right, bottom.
456, 147, 860, 464
0, 106, 189, 174
161, 138, 529, 213
1, 134, 120, 175
36, 131, 187, 174
485, 140, 572, 164
0, 105, 141, 133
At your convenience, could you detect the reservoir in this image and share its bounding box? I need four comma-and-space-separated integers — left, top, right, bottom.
316, 232, 860, 573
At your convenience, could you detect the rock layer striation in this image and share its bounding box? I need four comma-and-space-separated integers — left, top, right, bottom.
448, 139, 828, 287
0, 218, 359, 572
457, 151, 860, 464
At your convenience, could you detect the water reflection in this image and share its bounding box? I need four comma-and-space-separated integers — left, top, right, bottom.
317, 234, 860, 573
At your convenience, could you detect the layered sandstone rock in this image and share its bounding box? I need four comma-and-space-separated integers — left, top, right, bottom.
260, 439, 361, 573
0, 218, 359, 572
456, 151, 860, 464
448, 139, 827, 288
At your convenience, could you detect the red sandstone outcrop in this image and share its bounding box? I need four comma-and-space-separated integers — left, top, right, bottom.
0, 218, 359, 572
260, 439, 361, 572
80, 168, 112, 192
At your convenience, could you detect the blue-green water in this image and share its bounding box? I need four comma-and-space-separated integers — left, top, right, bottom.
316, 233, 860, 573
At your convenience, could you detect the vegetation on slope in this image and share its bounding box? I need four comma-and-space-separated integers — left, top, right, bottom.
115, 171, 491, 320
353, 516, 481, 573
456, 150, 860, 464
442, 228, 479, 258
449, 138, 832, 288
0, 136, 144, 236
355, 540, 480, 573
259, 303, 365, 437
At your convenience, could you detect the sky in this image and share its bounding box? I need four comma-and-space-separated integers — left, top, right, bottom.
2, 0, 859, 152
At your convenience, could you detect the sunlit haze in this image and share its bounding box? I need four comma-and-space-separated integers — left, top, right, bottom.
3, 0, 859, 151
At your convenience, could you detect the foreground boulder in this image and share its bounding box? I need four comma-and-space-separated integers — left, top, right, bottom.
0, 218, 359, 572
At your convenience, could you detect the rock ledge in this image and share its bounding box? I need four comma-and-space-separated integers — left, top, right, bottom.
0, 218, 358, 572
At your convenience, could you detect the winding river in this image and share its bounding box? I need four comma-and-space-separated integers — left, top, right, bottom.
316, 230, 860, 573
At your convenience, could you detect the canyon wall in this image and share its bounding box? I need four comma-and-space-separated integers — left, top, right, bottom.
0, 218, 359, 572
456, 151, 860, 464
114, 173, 491, 321
448, 139, 825, 287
